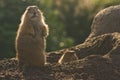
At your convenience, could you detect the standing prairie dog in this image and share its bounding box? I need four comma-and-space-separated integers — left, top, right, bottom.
15, 6, 49, 67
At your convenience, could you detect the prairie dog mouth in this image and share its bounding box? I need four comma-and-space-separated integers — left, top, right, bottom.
31, 12, 39, 18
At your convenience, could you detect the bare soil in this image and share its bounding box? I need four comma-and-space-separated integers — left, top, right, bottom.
0, 33, 120, 80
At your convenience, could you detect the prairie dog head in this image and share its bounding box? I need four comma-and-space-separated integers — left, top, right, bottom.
18, 5, 48, 37
21, 6, 43, 23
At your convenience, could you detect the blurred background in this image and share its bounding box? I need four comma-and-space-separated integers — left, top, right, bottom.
0, 0, 120, 58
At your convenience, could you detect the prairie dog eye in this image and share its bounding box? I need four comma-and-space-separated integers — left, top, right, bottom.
27, 8, 39, 13
27, 8, 32, 13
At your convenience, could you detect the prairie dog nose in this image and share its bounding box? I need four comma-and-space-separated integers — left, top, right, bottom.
34, 12, 36, 15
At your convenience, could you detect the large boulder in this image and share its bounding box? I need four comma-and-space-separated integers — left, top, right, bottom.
86, 5, 120, 41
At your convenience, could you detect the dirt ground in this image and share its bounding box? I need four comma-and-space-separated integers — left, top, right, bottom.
0, 33, 120, 80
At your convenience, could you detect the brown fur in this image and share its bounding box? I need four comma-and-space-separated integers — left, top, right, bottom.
15, 6, 49, 67
58, 50, 78, 64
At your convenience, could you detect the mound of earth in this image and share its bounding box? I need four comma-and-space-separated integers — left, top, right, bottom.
1, 5, 120, 80
1, 34, 120, 80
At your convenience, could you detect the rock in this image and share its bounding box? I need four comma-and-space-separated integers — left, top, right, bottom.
58, 50, 78, 64
86, 5, 120, 41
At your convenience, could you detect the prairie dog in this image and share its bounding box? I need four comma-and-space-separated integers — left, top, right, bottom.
58, 50, 78, 64
15, 6, 49, 67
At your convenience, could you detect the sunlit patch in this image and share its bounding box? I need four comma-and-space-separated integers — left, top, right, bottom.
59, 42, 65, 47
